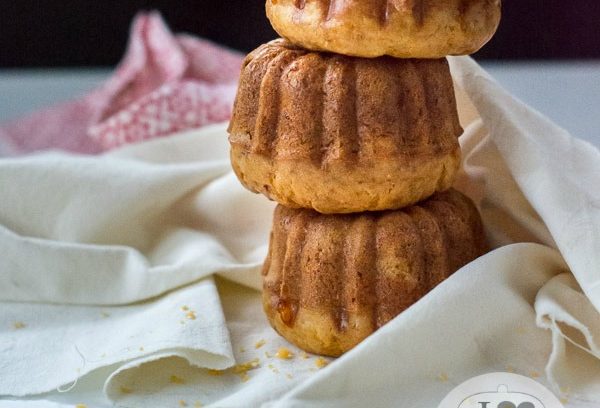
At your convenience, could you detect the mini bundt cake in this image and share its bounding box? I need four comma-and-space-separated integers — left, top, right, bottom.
228, 39, 462, 214
262, 189, 487, 356
266, 0, 502, 58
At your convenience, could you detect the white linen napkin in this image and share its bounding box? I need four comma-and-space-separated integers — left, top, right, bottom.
0, 56, 599, 407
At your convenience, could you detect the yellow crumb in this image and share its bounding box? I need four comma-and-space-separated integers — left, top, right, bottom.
560, 397, 569, 404
315, 357, 328, 369
186, 311, 197, 320
75, 404, 87, 408
516, 326, 527, 334
181, 306, 189, 311
179, 400, 188, 407
170, 375, 186, 384
505, 365, 515, 373
286, 373, 293, 380
301, 351, 310, 359
207, 369, 223, 376
233, 358, 260, 374
119, 386, 133, 394
193, 402, 203, 408
275, 347, 294, 360
239, 347, 246, 353
530, 370, 540, 378
100, 311, 110, 318
13, 321, 26, 330
234, 358, 260, 382
265, 351, 272, 358
255, 339, 267, 349
437, 373, 449, 382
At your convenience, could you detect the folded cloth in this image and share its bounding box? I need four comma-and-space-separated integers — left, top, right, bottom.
1, 22, 599, 408
0, 11, 242, 155
536, 273, 600, 399
0, 127, 270, 305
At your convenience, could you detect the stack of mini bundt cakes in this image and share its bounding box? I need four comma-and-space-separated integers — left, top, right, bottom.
228, 0, 501, 357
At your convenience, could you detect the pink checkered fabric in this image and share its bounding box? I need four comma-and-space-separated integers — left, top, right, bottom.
0, 11, 244, 155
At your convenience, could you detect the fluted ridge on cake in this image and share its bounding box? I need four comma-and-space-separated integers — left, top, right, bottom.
262, 189, 487, 356
228, 40, 463, 213
229, 39, 461, 165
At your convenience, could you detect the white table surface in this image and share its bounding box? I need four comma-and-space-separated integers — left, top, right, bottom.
0, 61, 598, 148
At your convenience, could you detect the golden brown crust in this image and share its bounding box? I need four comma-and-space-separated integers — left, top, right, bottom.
262, 189, 487, 356
266, 0, 501, 58
231, 144, 460, 213
228, 40, 463, 213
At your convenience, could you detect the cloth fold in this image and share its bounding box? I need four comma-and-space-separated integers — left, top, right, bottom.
1, 12, 599, 408
0, 126, 271, 305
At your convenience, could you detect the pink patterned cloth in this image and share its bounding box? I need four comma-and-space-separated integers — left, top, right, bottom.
0, 12, 244, 155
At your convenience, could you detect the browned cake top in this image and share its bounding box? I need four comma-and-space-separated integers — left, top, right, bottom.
262, 189, 487, 330
228, 39, 462, 165
284, 0, 500, 26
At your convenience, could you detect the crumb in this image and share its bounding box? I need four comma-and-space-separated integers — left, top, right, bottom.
275, 347, 294, 360
193, 402, 203, 408
233, 358, 260, 382
120, 386, 133, 394
170, 375, 185, 384
315, 357, 328, 369
179, 400, 188, 407
181, 306, 189, 311
186, 311, 197, 320
207, 369, 223, 376
75, 404, 87, 408
286, 373, 293, 380
100, 311, 110, 318
265, 351, 272, 358
560, 397, 569, 404
301, 351, 310, 359
239, 347, 246, 353
505, 365, 515, 373
255, 339, 266, 349
139, 346, 144, 352
13, 321, 26, 330
516, 326, 527, 334
233, 358, 260, 374
530, 370, 540, 378
309, 368, 317, 372
437, 373, 449, 382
